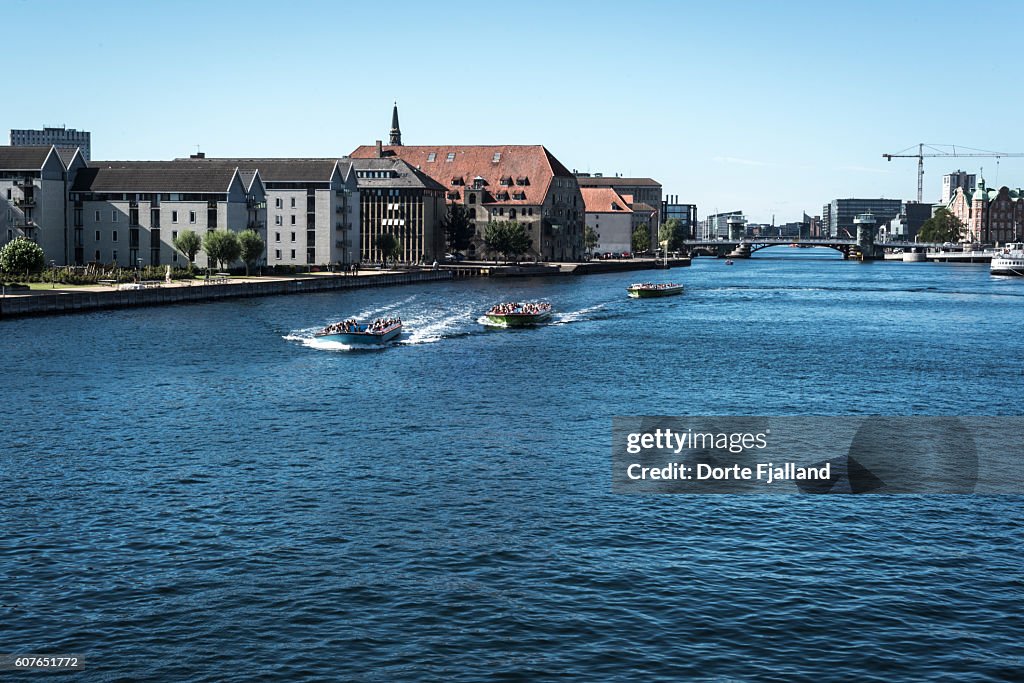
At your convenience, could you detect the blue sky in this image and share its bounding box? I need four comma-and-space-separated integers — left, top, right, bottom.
7, 0, 1024, 223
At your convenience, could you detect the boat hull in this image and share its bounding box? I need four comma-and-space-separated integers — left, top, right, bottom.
627, 286, 683, 298
316, 326, 402, 344
485, 311, 552, 327
991, 257, 1024, 276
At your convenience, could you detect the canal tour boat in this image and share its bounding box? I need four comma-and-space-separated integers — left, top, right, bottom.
314, 317, 402, 344
484, 302, 552, 327
627, 282, 684, 298
991, 243, 1024, 276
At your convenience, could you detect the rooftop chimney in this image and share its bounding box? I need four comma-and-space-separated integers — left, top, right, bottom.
190, 152, 205, 159
375, 140, 383, 159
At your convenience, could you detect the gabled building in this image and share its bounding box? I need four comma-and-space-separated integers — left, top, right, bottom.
0, 145, 70, 263
142, 155, 359, 266
576, 174, 663, 245
947, 178, 1023, 244
350, 157, 447, 263
581, 187, 633, 255
70, 162, 265, 268
209, 159, 357, 266
351, 140, 584, 261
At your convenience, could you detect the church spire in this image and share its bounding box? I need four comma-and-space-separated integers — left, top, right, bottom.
389, 101, 402, 146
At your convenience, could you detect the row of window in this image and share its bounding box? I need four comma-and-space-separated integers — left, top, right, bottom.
79, 250, 179, 265
80, 229, 183, 241
271, 248, 316, 263
273, 197, 313, 209
81, 209, 199, 224
490, 208, 534, 219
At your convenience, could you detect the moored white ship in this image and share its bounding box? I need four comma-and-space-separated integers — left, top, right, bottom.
990, 243, 1024, 276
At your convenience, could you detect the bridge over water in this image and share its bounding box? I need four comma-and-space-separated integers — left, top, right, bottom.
681, 238, 944, 260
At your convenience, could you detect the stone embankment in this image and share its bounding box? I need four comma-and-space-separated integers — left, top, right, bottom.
0, 270, 453, 319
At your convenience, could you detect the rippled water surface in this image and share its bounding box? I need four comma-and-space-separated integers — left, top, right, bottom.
2, 251, 1022, 681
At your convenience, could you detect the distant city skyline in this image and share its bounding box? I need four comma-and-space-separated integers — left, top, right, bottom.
5, 0, 1024, 223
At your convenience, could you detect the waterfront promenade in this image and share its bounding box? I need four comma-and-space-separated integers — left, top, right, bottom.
0, 258, 691, 319
0, 269, 453, 319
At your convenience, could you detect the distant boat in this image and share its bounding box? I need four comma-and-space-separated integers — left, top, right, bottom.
627, 282, 683, 298
484, 302, 552, 327
991, 243, 1024, 276
725, 259, 735, 265
315, 317, 402, 344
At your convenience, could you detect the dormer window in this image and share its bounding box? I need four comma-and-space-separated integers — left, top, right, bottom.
446, 152, 456, 162
513, 191, 526, 200
450, 177, 464, 186
427, 152, 436, 162
492, 152, 501, 163
472, 176, 487, 189
515, 176, 529, 186
447, 191, 460, 200
499, 176, 512, 186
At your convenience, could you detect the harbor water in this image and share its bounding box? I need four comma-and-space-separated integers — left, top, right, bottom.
2, 249, 1022, 681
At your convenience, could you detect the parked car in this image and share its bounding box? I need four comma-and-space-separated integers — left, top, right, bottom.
621, 251, 632, 259
444, 252, 466, 262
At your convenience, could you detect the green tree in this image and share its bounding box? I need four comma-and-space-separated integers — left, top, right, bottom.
0, 237, 45, 282
483, 221, 511, 263
375, 232, 402, 265
584, 225, 600, 257
507, 221, 532, 262
203, 230, 241, 272
918, 208, 964, 244
172, 229, 202, 269
659, 218, 685, 252
237, 229, 265, 276
441, 204, 475, 252
631, 225, 650, 253
484, 221, 531, 263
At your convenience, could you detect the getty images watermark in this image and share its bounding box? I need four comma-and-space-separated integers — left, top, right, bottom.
612, 417, 1024, 494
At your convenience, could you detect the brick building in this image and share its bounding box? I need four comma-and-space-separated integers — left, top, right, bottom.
947, 178, 1023, 244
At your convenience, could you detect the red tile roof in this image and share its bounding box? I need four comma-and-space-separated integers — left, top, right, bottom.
349, 144, 575, 206
580, 187, 633, 214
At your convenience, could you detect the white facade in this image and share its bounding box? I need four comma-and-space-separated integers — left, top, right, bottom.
263, 164, 358, 267
69, 168, 266, 269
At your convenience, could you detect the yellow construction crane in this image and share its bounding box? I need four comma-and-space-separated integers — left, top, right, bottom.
882, 143, 1024, 203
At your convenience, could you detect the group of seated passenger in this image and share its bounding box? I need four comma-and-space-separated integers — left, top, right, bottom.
322, 316, 401, 335
367, 317, 401, 332
630, 282, 679, 290
487, 302, 551, 315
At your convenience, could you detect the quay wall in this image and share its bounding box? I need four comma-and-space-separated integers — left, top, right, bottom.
569, 258, 692, 275
0, 271, 454, 320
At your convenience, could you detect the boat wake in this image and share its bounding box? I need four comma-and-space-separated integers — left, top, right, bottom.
400, 306, 477, 344
552, 303, 610, 325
